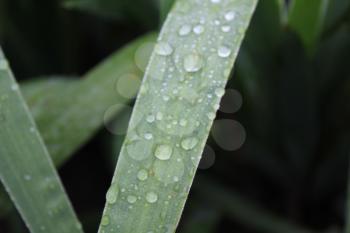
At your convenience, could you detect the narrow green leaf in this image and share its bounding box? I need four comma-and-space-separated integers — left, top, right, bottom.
98, 0, 257, 232
0, 49, 83, 233
288, 0, 329, 54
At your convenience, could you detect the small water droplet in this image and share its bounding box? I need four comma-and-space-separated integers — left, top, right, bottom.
211, 0, 221, 3
24, 174, 32, 181
218, 46, 232, 58
144, 133, 153, 140
215, 88, 225, 97
154, 145, 173, 160
127, 195, 137, 204
155, 42, 173, 56
156, 112, 163, 120
137, 169, 148, 181
181, 137, 199, 150
11, 84, 19, 91
184, 53, 203, 73
106, 185, 119, 204
207, 112, 216, 120
179, 119, 187, 127
225, 11, 236, 21
146, 114, 155, 123
101, 216, 110, 226
178, 25, 192, 36
193, 25, 204, 35
221, 25, 231, 32
146, 192, 158, 203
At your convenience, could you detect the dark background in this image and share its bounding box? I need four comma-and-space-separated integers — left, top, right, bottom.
0, 0, 350, 232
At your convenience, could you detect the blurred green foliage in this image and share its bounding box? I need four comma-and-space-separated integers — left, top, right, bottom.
0, 0, 350, 232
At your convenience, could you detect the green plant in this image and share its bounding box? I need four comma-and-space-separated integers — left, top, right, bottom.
1, 0, 350, 233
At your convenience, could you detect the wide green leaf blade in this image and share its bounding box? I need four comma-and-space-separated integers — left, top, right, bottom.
0, 49, 83, 233
29, 34, 155, 167
98, 0, 257, 232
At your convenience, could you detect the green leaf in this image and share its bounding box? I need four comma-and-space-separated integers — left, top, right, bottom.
0, 49, 83, 233
26, 34, 156, 167
63, 0, 159, 29
288, 0, 329, 54
98, 0, 258, 232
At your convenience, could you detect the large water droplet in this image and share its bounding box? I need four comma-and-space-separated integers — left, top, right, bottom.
146, 114, 155, 123
178, 25, 192, 36
184, 53, 203, 73
218, 46, 232, 58
146, 192, 158, 203
137, 169, 148, 181
181, 137, 199, 150
154, 145, 173, 160
155, 42, 173, 56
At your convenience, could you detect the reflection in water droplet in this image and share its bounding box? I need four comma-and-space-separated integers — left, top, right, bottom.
154, 145, 173, 160
146, 192, 158, 203
155, 42, 173, 56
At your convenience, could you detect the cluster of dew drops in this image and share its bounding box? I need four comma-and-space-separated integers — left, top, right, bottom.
101, 0, 241, 231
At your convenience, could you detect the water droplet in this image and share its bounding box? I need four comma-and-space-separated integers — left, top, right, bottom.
24, 174, 32, 181
218, 46, 232, 58
137, 169, 148, 181
146, 192, 158, 203
106, 185, 119, 204
11, 84, 19, 91
127, 140, 153, 161
179, 119, 187, 127
181, 137, 199, 150
155, 42, 173, 56
221, 25, 231, 32
156, 112, 163, 120
215, 88, 225, 97
146, 114, 155, 123
207, 112, 216, 120
211, 0, 221, 3
101, 216, 110, 226
184, 53, 203, 73
193, 25, 204, 35
225, 11, 236, 21
127, 195, 137, 204
178, 25, 191, 36
144, 133, 153, 140
154, 145, 173, 160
